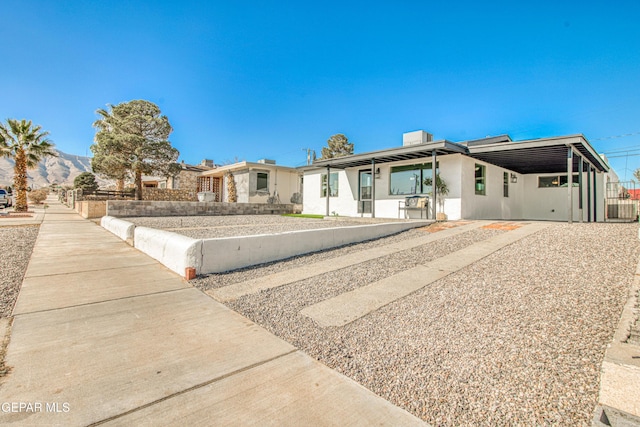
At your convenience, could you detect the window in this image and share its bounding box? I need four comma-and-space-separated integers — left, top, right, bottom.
256, 172, 269, 192
503, 172, 509, 197
538, 175, 579, 188
475, 164, 486, 195
389, 162, 437, 195
321, 172, 339, 197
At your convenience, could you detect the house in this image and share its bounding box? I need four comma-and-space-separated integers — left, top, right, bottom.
198, 159, 302, 204
141, 160, 215, 189
302, 130, 614, 222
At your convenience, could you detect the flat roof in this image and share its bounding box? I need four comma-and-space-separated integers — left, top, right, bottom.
310, 140, 468, 169
467, 135, 609, 174
309, 134, 609, 174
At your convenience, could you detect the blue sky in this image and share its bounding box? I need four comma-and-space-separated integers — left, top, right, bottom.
2, 1, 640, 178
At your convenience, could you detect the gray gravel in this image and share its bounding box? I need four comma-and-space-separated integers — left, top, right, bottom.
0, 225, 39, 317
125, 215, 380, 239
195, 223, 640, 426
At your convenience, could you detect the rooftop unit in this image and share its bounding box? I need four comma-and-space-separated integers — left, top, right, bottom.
403, 130, 433, 147
257, 159, 276, 165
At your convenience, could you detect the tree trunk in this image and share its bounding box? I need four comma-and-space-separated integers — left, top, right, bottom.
13, 149, 28, 212
135, 169, 143, 200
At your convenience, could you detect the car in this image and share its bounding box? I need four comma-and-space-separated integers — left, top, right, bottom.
0, 189, 11, 208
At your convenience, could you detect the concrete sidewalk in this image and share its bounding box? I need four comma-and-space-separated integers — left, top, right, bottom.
0, 199, 425, 426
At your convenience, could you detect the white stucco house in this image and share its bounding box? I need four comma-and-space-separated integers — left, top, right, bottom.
198, 159, 302, 204
302, 131, 614, 222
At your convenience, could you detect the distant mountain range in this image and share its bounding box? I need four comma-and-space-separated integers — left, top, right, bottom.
0, 149, 112, 188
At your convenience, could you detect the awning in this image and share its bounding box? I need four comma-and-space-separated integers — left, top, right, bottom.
310, 140, 467, 169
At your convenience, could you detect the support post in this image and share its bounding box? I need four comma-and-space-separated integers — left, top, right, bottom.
593, 169, 598, 222
325, 165, 330, 217
432, 150, 437, 220
578, 155, 583, 223
371, 159, 376, 218
587, 164, 592, 222
567, 147, 573, 224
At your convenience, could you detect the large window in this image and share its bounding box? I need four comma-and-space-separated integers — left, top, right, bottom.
475, 164, 486, 195
256, 172, 269, 192
389, 162, 437, 195
321, 172, 339, 197
538, 175, 579, 188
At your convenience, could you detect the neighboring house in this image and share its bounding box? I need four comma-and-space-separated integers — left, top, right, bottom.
303, 130, 613, 222
198, 159, 302, 204
142, 159, 215, 189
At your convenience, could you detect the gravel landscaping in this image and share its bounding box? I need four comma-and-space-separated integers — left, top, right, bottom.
125, 215, 382, 239
0, 225, 39, 318
3, 215, 637, 425
194, 222, 640, 426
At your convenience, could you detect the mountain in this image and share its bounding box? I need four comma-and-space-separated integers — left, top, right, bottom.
0, 149, 111, 188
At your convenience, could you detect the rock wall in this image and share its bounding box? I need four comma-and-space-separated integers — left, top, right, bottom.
106, 200, 296, 217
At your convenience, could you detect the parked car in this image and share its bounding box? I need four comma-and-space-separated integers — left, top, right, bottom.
0, 189, 12, 208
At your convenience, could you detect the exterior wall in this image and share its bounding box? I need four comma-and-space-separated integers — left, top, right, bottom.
168, 169, 201, 191
216, 166, 300, 205
106, 200, 295, 217
521, 170, 607, 222
522, 175, 581, 221
303, 154, 467, 220
234, 170, 250, 203
302, 154, 607, 221
460, 157, 524, 220
302, 168, 356, 217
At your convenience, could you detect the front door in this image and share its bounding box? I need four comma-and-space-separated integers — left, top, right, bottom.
359, 170, 372, 214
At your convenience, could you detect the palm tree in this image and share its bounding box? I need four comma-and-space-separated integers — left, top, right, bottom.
0, 119, 57, 212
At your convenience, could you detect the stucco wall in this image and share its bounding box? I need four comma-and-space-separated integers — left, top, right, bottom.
460, 156, 524, 220
303, 154, 466, 219
522, 169, 606, 221
302, 153, 608, 222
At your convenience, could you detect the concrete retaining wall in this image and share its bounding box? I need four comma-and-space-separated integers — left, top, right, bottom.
101, 216, 136, 245
134, 227, 202, 277
106, 200, 295, 217
101, 215, 429, 277
199, 221, 428, 273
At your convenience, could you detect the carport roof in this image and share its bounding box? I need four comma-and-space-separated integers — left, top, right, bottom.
309, 134, 609, 174
466, 134, 609, 174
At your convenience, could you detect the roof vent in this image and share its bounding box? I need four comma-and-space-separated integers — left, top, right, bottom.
257, 159, 276, 165
403, 130, 433, 146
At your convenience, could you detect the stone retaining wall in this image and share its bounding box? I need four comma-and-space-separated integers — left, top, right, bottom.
74, 200, 107, 219
106, 200, 296, 217
141, 188, 198, 202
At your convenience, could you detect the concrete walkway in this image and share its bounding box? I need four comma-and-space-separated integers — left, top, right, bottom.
0, 199, 425, 426
210, 220, 491, 302
301, 222, 549, 327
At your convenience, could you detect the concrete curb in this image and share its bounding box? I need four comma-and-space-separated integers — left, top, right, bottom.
134, 226, 203, 277
200, 221, 430, 274
101, 216, 135, 245
593, 247, 640, 425
101, 217, 430, 278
